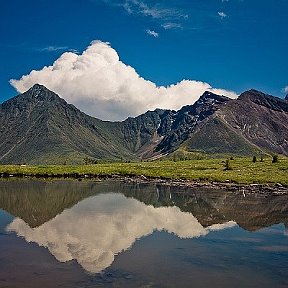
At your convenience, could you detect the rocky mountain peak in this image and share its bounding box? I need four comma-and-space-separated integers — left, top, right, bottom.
200, 91, 229, 101
25, 83, 62, 103
0, 84, 69, 119
176, 91, 229, 116
29, 83, 47, 92
192, 91, 230, 112
285, 94, 288, 101
238, 89, 288, 112
239, 89, 265, 99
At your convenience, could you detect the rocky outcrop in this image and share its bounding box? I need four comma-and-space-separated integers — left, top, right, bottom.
155, 92, 230, 153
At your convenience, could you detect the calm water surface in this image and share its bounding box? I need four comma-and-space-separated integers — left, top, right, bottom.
0, 179, 287, 288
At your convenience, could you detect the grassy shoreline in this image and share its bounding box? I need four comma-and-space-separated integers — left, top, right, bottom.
0, 157, 287, 186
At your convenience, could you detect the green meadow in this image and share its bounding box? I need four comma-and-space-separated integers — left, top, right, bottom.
0, 157, 287, 185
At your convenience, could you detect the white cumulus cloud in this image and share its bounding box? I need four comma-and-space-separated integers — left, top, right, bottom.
10, 40, 237, 121
284, 86, 288, 93
7, 193, 236, 273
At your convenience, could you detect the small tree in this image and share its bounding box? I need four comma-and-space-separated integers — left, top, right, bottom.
224, 159, 233, 170
260, 155, 264, 162
252, 156, 257, 163
272, 155, 278, 163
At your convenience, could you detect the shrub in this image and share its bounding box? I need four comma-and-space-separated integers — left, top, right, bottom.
272, 155, 279, 163
252, 156, 257, 163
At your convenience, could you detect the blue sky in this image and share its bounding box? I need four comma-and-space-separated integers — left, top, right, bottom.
1, 0, 287, 119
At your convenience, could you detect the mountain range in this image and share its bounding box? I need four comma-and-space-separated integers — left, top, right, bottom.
0, 84, 287, 164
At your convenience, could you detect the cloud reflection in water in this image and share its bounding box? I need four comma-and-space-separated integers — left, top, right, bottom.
7, 193, 236, 273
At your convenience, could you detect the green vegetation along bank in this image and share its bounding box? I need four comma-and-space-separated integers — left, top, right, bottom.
0, 157, 287, 186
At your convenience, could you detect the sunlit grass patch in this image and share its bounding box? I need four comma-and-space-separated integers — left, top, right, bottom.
0, 156, 287, 185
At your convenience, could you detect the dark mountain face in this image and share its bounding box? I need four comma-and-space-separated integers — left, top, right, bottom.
0, 84, 169, 163
217, 90, 288, 155
0, 84, 136, 164
156, 92, 230, 153
120, 109, 164, 153
162, 90, 288, 156
1, 85, 288, 164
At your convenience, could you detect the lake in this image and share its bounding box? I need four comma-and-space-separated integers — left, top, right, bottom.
0, 179, 287, 288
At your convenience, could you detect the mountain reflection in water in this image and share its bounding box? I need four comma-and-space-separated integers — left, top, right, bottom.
7, 193, 236, 273
1, 179, 288, 275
